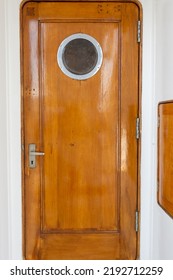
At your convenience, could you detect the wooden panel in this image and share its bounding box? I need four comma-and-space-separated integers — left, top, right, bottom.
40, 22, 119, 232
39, 234, 120, 260
120, 3, 139, 260
158, 102, 173, 218
38, 2, 122, 20
21, 2, 41, 259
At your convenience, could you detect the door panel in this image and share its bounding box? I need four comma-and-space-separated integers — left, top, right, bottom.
41, 22, 119, 232
158, 102, 173, 218
21, 0, 141, 260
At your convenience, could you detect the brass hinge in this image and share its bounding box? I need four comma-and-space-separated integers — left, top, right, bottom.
136, 117, 140, 139
135, 211, 139, 232
137, 21, 141, 43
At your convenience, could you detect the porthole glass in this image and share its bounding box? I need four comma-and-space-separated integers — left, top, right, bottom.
62, 38, 98, 75
57, 33, 103, 80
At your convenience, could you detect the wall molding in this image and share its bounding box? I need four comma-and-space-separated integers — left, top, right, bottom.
0, 0, 9, 260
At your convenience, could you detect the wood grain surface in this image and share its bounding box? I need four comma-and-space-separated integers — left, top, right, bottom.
21, 0, 142, 260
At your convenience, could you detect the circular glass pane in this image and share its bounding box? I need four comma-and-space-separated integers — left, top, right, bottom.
62, 38, 98, 75
57, 33, 103, 80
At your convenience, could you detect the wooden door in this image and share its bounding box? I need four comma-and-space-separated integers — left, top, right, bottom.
158, 102, 173, 218
21, 0, 142, 260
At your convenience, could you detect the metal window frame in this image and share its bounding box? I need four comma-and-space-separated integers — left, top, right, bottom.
57, 33, 103, 80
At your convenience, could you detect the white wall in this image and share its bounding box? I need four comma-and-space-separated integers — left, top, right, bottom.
0, 0, 21, 260
139, 0, 173, 260
0, 0, 9, 260
6, 0, 22, 260
140, 0, 156, 259
0, 0, 173, 260
154, 0, 173, 259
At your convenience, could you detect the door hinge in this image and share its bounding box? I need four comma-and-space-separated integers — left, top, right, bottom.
136, 117, 140, 139
137, 20, 141, 43
135, 211, 139, 232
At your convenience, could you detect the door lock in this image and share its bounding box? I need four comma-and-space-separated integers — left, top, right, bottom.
29, 144, 45, 168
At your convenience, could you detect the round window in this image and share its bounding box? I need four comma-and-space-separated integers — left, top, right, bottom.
57, 33, 103, 80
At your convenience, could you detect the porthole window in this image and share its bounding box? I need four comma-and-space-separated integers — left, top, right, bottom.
57, 33, 103, 80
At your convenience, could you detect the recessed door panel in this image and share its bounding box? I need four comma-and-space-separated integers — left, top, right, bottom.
41, 22, 119, 232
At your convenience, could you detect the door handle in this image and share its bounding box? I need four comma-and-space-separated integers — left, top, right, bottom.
29, 144, 45, 168
30, 151, 45, 156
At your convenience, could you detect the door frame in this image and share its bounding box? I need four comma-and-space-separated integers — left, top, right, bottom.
20, 0, 142, 259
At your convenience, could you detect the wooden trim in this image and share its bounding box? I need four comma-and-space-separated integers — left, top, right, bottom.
136, 4, 142, 260
158, 100, 173, 105
20, 0, 25, 260
20, 0, 143, 10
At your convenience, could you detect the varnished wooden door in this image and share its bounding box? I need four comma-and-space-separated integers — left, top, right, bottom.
21, 0, 142, 260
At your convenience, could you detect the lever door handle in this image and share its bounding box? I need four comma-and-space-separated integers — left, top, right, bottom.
29, 144, 45, 168
30, 151, 45, 156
